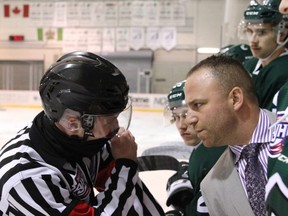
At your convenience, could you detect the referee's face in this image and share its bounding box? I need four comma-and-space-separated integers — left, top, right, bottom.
57, 112, 120, 140
87, 114, 120, 140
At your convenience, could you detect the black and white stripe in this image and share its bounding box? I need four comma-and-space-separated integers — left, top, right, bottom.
0, 123, 164, 216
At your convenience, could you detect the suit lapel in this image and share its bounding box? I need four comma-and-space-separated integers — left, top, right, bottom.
223, 149, 254, 216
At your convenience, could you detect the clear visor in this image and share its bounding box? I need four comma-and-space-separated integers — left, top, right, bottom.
255, 0, 267, 4
59, 97, 132, 139
238, 20, 277, 40
163, 105, 175, 126
163, 105, 188, 126
254, 0, 274, 6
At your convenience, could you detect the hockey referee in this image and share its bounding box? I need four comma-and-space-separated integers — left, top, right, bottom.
0, 51, 164, 216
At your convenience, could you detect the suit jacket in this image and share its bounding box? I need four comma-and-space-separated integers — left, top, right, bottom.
200, 148, 254, 216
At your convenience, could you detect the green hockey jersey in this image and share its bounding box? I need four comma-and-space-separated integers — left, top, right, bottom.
266, 82, 288, 216
243, 52, 288, 112
185, 144, 226, 216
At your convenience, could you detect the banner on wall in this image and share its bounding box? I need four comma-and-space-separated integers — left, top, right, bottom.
3, 3, 29, 18
130, 27, 145, 51
0, 0, 188, 51
161, 27, 177, 51
37, 28, 63, 42
146, 27, 161, 51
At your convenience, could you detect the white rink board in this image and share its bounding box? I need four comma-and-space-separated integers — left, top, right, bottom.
0, 90, 168, 112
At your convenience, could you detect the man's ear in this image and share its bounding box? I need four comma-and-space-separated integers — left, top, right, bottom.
279, 24, 288, 43
66, 117, 81, 131
58, 116, 81, 132
229, 87, 243, 111
280, 31, 288, 43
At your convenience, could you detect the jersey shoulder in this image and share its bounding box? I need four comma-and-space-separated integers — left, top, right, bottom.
243, 57, 258, 73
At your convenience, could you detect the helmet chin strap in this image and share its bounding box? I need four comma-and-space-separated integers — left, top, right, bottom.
106, 128, 120, 139
82, 116, 120, 141
259, 35, 288, 61
259, 43, 284, 61
260, 22, 288, 61
81, 115, 95, 140
83, 128, 93, 140
83, 127, 119, 140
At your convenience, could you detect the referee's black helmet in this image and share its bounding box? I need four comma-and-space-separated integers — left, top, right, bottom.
39, 51, 129, 122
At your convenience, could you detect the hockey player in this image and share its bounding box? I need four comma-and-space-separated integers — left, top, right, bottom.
252, 1, 288, 215
265, 83, 288, 216
0, 51, 164, 215
164, 80, 226, 216
239, 1, 288, 111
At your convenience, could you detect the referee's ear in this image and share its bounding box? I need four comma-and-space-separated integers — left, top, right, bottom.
56, 113, 82, 136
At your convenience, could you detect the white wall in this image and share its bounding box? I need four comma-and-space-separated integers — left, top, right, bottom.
222, 0, 251, 45
195, 0, 224, 48
0, 47, 62, 70
0, 0, 251, 94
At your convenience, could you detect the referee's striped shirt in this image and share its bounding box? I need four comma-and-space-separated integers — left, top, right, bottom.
0, 116, 164, 215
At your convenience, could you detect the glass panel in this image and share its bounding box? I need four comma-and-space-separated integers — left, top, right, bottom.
0, 61, 44, 90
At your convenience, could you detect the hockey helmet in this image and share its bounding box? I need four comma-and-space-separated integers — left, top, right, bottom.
255, 0, 281, 12
164, 80, 187, 125
243, 2, 283, 25
238, 1, 285, 43
167, 80, 186, 110
39, 51, 131, 135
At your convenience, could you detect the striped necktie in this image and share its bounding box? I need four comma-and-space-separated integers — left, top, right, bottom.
241, 143, 266, 216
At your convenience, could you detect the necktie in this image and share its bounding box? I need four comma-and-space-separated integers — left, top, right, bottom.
241, 143, 266, 216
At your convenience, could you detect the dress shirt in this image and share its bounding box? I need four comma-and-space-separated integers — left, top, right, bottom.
230, 109, 272, 196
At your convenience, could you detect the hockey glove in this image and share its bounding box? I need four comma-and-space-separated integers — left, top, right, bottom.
166, 161, 194, 210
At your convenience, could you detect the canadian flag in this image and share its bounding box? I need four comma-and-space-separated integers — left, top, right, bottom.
3, 4, 29, 18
